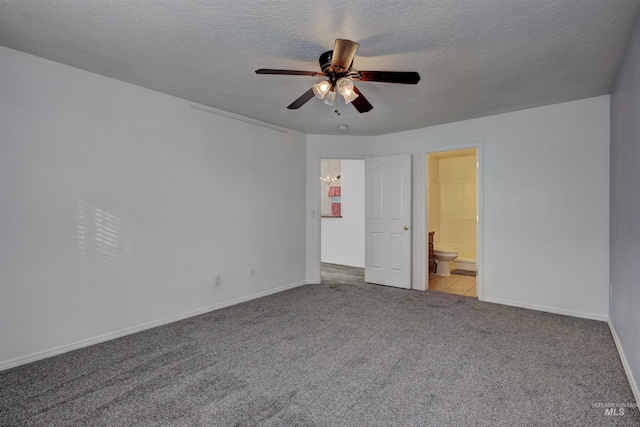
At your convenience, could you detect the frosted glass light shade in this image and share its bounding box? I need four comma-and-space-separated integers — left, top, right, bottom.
322, 90, 336, 106
336, 77, 359, 104
312, 81, 331, 99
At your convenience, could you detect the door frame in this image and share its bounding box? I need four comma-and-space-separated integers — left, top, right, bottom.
312, 153, 368, 284
422, 141, 484, 299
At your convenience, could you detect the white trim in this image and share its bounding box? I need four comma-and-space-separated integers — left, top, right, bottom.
608, 319, 640, 405
418, 152, 428, 291
423, 141, 484, 298
0, 280, 306, 371
189, 103, 289, 133
451, 259, 476, 271
482, 296, 609, 321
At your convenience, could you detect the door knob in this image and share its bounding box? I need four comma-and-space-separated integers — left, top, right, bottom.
404, 225, 409, 230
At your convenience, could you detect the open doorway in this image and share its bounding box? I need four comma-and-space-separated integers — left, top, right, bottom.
319, 158, 365, 283
426, 147, 479, 298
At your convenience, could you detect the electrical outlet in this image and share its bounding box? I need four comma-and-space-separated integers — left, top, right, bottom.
249, 268, 255, 278
215, 274, 221, 285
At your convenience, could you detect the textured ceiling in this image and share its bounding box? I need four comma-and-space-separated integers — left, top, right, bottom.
1, 0, 639, 136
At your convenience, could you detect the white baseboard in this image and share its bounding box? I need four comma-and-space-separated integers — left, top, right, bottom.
0, 280, 307, 371
607, 319, 640, 406
451, 259, 476, 271
482, 296, 609, 321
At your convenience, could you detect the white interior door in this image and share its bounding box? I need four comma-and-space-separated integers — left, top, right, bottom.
365, 154, 412, 289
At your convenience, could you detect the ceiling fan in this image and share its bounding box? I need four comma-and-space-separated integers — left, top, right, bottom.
255, 39, 420, 113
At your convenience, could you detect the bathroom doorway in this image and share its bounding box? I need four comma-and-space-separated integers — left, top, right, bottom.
426, 147, 479, 298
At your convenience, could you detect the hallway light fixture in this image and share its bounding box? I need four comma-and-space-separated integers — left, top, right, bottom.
320, 174, 340, 186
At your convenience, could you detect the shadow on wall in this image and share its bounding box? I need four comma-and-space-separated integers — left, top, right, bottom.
76, 200, 146, 267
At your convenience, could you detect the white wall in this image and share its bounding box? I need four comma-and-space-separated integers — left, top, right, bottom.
375, 96, 610, 320
321, 159, 365, 267
610, 17, 640, 403
0, 47, 307, 369
306, 135, 374, 283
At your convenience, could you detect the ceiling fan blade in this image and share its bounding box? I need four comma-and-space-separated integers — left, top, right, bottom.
351, 86, 373, 113
287, 88, 316, 109
255, 69, 324, 77
352, 71, 421, 84
331, 39, 359, 70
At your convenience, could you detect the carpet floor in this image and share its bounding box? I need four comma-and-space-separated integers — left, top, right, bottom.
1, 264, 638, 426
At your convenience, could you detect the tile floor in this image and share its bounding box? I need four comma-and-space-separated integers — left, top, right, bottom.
428, 273, 476, 297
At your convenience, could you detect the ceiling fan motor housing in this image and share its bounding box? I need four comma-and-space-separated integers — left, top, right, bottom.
319, 51, 333, 73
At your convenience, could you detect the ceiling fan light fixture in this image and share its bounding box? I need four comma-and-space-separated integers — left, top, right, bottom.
322, 90, 336, 106
255, 38, 418, 113
312, 80, 331, 99
336, 77, 359, 104
341, 89, 359, 104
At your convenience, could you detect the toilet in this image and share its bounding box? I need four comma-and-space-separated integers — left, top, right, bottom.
433, 246, 458, 276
